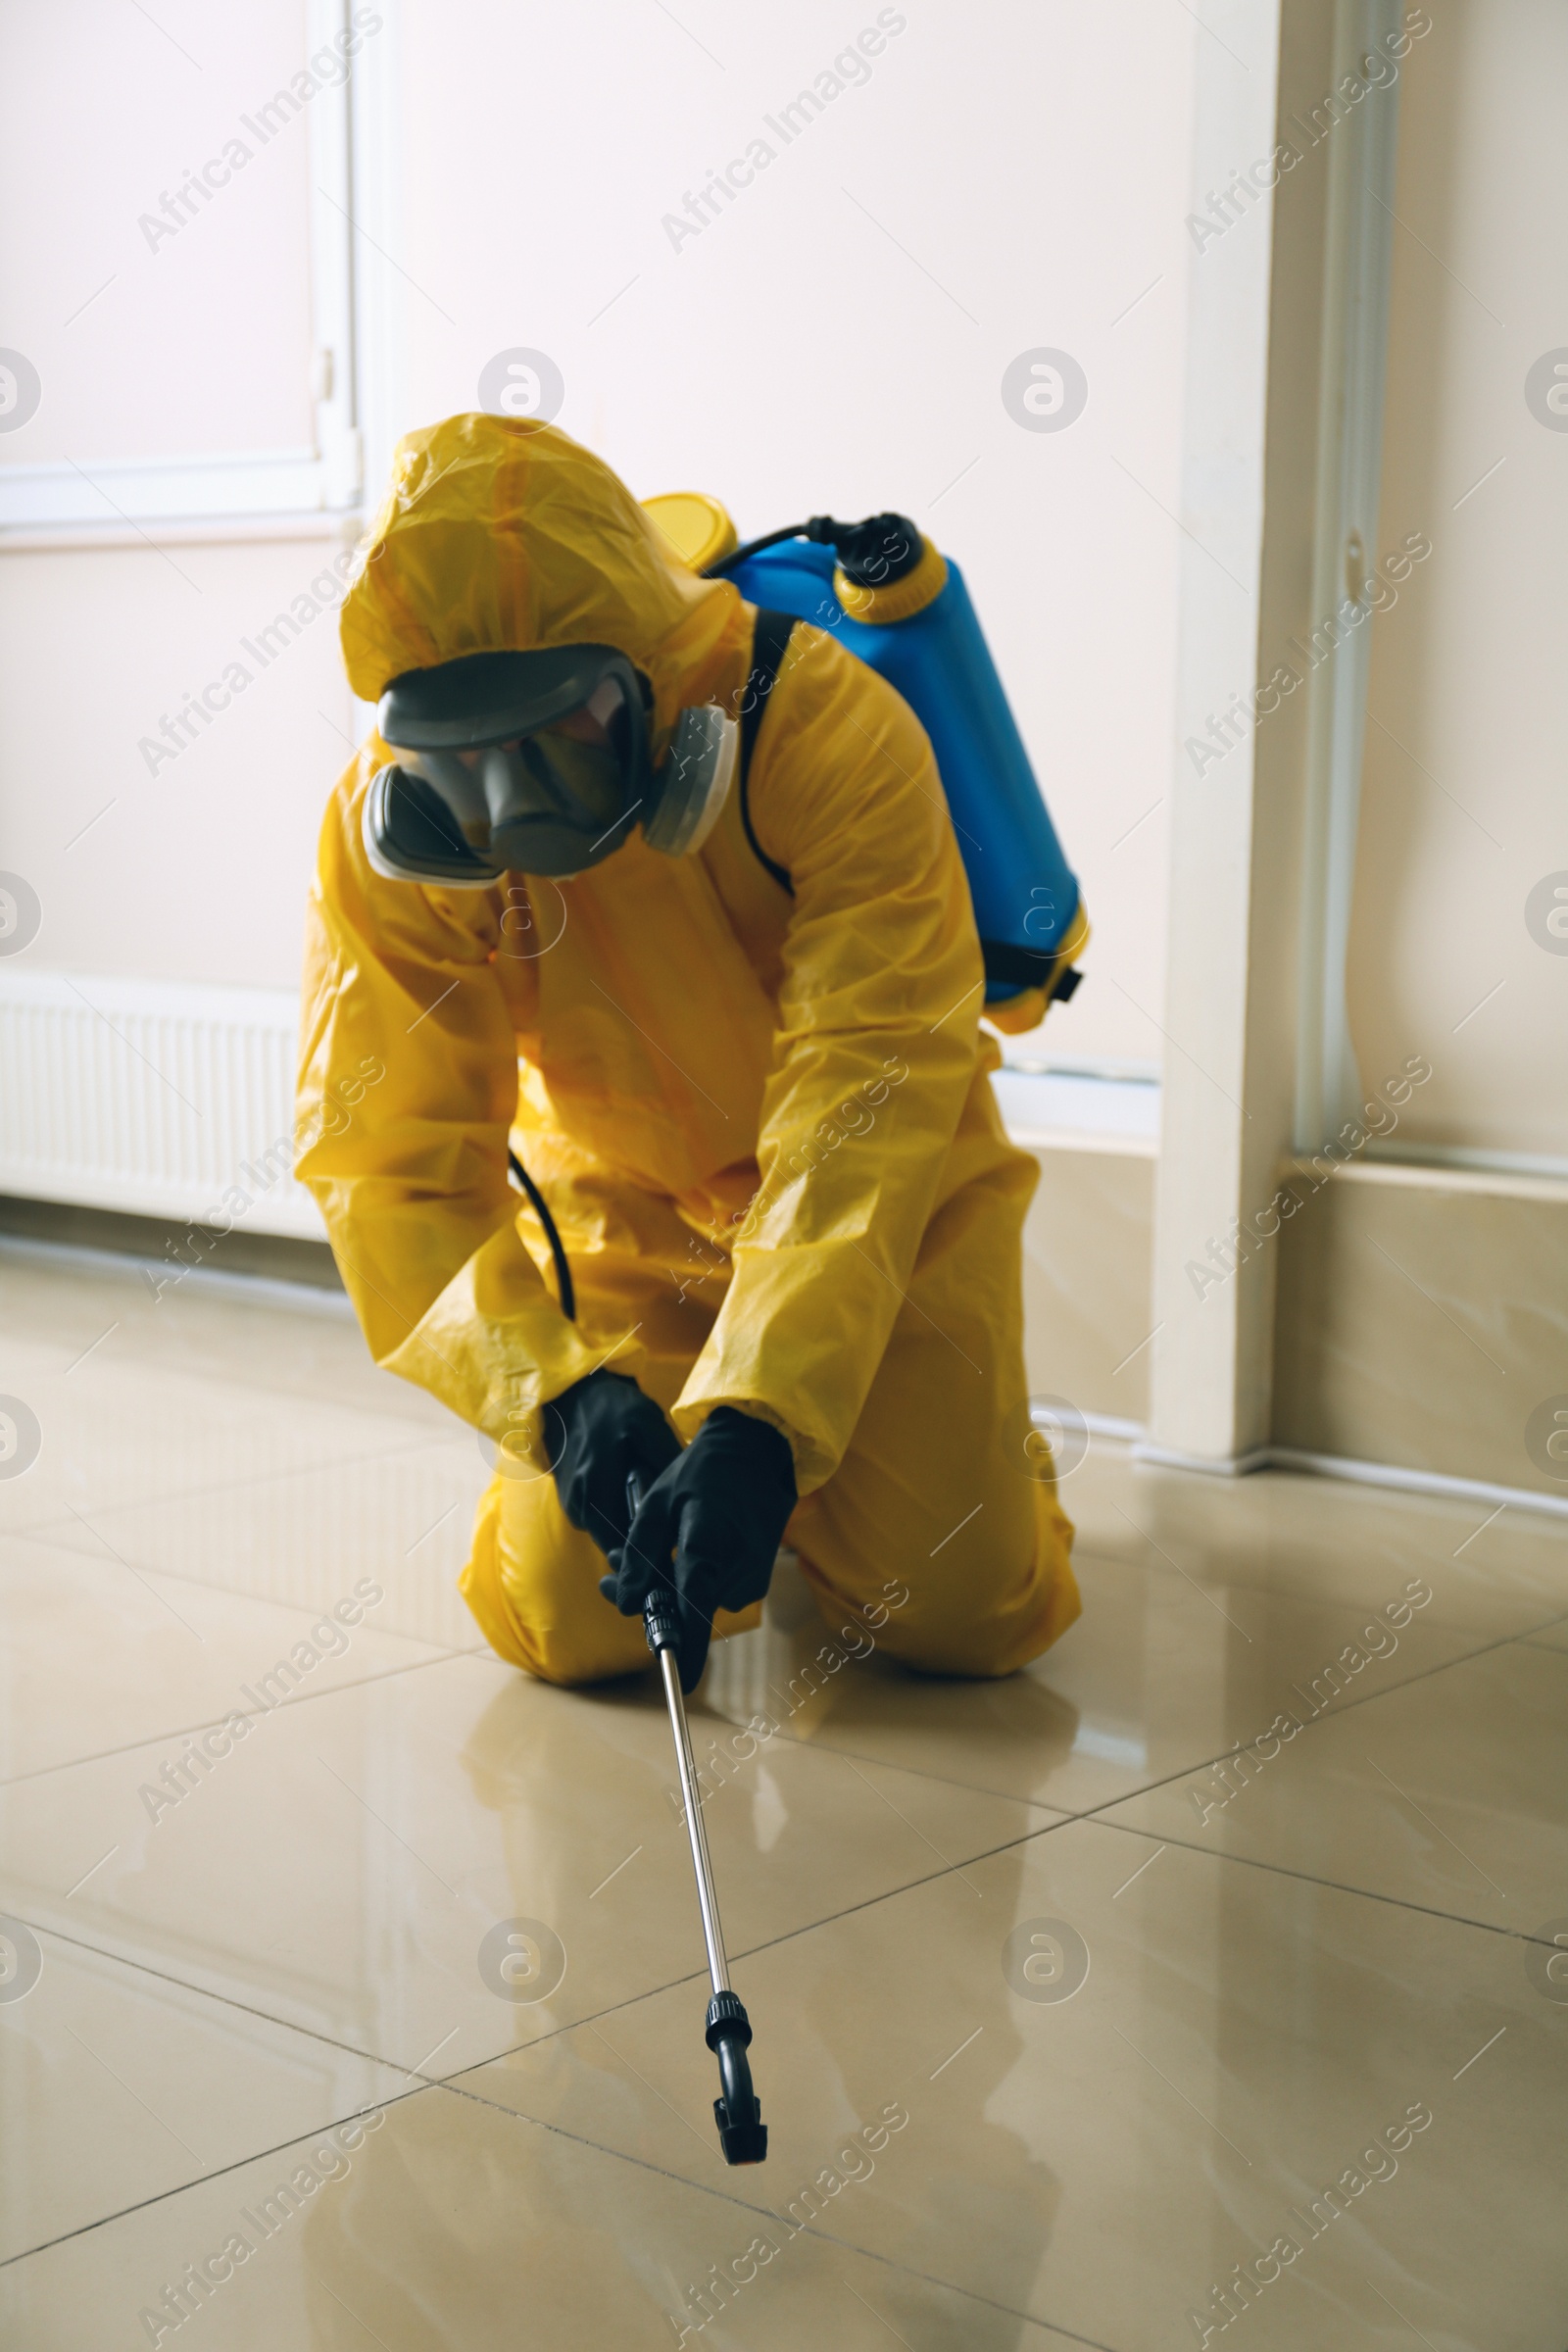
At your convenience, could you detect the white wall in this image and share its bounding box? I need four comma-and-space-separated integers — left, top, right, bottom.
0, 530, 358, 986
1348, 0, 1568, 1164
0, 0, 359, 991
0, 0, 316, 466
0, 0, 1196, 1057
378, 0, 1195, 1064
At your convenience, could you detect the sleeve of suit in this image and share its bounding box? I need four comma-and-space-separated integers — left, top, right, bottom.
673, 626, 984, 1493
295, 752, 601, 1452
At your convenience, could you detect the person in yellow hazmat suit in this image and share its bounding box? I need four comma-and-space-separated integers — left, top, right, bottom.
296, 413, 1080, 1695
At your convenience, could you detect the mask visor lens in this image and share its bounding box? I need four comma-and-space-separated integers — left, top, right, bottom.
401, 677, 639, 875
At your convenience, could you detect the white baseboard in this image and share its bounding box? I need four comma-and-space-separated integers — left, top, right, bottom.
0, 1230, 351, 1316
1131, 1439, 1272, 1477
1263, 1445, 1568, 1522
1081, 1411, 1145, 1442
1125, 1432, 1568, 1521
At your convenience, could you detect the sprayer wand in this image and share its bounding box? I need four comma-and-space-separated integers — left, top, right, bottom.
627, 1473, 767, 2166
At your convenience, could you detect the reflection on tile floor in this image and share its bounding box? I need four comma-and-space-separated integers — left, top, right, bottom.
0, 1655, 1061, 2078
471, 1824, 1567, 2348
0, 1532, 458, 1779
1104, 1635, 1568, 1932
0, 1926, 405, 2268
2, 1245, 1565, 2348
24, 1440, 490, 1647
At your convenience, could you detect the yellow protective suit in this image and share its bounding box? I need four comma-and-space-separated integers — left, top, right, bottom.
297, 414, 1079, 1685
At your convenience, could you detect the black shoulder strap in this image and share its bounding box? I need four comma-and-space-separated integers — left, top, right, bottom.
979, 939, 1083, 999
738, 609, 796, 897
734, 610, 1084, 1004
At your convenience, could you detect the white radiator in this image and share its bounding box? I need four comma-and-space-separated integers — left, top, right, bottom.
0, 970, 324, 1241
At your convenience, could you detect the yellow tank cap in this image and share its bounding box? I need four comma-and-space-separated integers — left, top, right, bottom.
834, 536, 948, 625
642, 491, 738, 573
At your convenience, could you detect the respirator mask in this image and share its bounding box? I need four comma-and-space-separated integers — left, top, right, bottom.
362, 646, 737, 886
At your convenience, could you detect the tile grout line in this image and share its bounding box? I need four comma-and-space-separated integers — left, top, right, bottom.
0, 2020, 1121, 2349
6, 1611, 1551, 2026
1065, 1538, 1568, 1643
11, 1655, 1554, 2112
0, 1645, 492, 1790
0, 1817, 1049, 2098
711, 1807, 1566, 1967
6, 1423, 483, 1552
1060, 1613, 1568, 1838
24, 1770, 1553, 2095
4, 1526, 481, 1640
421, 2076, 1123, 2349
1066, 1545, 1568, 1653
15, 1510, 1566, 1816
2, 1794, 1545, 2300
1078, 1813, 1553, 1946
0, 2084, 430, 2272
0, 1809, 1104, 2251
0, 1804, 1066, 2100
5, 1517, 1557, 2295
700, 1602, 1568, 1834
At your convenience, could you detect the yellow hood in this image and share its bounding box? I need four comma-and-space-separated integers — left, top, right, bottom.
339, 414, 740, 745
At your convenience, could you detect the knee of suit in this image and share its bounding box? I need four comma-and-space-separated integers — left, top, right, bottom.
459, 1475, 764, 1687
796, 1484, 1079, 1681
458, 1476, 648, 1686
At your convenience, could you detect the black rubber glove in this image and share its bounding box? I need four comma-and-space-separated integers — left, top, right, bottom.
601, 1406, 797, 1693
549, 1368, 680, 1562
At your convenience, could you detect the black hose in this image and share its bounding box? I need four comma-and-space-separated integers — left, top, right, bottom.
703, 512, 924, 592
702, 518, 821, 577
507, 1149, 575, 1323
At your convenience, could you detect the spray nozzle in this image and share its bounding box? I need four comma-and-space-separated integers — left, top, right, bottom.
804, 513, 924, 588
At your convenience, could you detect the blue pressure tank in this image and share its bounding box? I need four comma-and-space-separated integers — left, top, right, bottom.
708, 513, 1085, 1016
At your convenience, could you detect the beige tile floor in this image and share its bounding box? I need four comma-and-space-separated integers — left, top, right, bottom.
2, 1241, 1567, 2349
